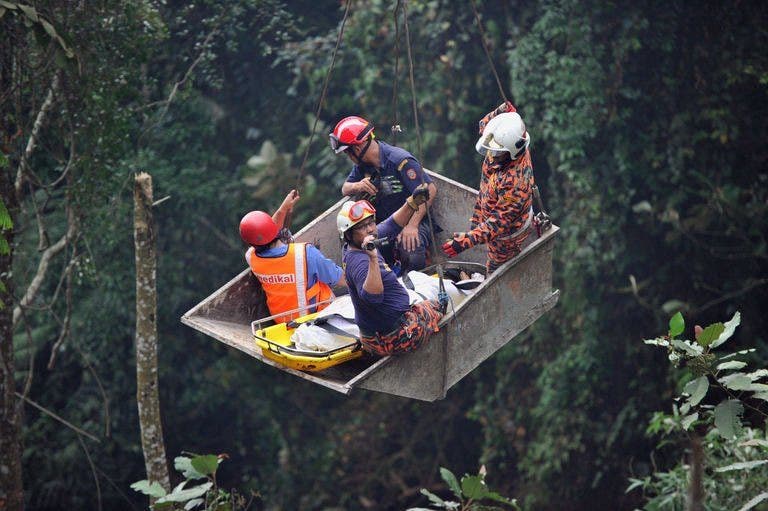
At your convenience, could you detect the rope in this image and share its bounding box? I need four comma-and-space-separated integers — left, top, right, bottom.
294, 0, 352, 193
469, 0, 511, 105
401, 0, 448, 310
390, 0, 403, 145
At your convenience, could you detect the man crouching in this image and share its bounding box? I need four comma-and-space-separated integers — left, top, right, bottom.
337, 184, 444, 356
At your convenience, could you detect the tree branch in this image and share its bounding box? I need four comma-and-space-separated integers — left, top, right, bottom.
12, 201, 78, 328
14, 391, 99, 442
15, 71, 60, 198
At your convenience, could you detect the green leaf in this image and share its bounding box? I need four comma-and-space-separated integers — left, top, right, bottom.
668, 312, 684, 338
697, 322, 725, 347
0, 1, 18, 10
683, 376, 709, 406
714, 459, 768, 472
130, 480, 167, 498
190, 455, 219, 476
439, 467, 461, 499
716, 360, 747, 371
0, 7, 6, 18
157, 482, 212, 504
174, 456, 207, 480
18, 3, 37, 22
461, 475, 490, 500
711, 311, 741, 348
714, 400, 743, 439
753, 392, 768, 402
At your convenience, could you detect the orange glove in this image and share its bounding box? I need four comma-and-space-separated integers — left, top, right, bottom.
441, 233, 473, 258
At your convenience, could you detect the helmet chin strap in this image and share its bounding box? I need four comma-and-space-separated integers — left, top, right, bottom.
350, 138, 373, 165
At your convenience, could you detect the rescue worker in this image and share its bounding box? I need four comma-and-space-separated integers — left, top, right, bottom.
441, 101, 535, 273
338, 184, 444, 356
240, 189, 346, 323
330, 115, 437, 274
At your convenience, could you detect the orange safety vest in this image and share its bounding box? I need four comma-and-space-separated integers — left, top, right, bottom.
249, 243, 334, 323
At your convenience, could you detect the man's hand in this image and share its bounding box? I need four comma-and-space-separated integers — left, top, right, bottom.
280, 189, 300, 212
406, 183, 430, 210
398, 225, 420, 252
356, 177, 378, 196
363, 234, 378, 257
441, 232, 473, 258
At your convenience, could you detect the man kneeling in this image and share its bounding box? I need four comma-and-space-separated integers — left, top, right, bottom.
337, 185, 445, 356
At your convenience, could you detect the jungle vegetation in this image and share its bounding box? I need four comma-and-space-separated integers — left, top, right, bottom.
1, 0, 767, 510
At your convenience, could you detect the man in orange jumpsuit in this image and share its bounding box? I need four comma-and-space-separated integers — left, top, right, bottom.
441, 101, 535, 273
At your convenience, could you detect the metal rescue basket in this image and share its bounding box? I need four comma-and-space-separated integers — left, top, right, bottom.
181, 171, 559, 401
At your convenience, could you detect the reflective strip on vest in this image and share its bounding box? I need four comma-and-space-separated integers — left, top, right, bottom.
294, 243, 308, 317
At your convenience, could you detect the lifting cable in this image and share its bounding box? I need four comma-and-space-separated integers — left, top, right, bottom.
390, 0, 403, 146
469, 0, 511, 105
400, 0, 448, 311
294, 0, 352, 194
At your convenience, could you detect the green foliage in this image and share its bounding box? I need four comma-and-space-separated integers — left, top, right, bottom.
408, 466, 519, 511
633, 313, 768, 510
132, 454, 252, 511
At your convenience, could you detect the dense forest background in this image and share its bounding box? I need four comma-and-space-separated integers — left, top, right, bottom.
2, 0, 767, 510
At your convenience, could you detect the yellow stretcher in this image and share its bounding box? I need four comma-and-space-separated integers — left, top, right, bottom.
251, 301, 363, 372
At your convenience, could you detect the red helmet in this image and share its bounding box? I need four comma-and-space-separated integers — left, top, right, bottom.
239, 211, 278, 246
329, 116, 375, 154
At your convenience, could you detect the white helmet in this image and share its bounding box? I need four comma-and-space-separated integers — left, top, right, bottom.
475, 112, 530, 159
336, 200, 376, 239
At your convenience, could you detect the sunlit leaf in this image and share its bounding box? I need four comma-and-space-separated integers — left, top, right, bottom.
439, 467, 461, 499
683, 376, 709, 406
720, 374, 752, 391
737, 491, 768, 511
175, 456, 206, 480
681, 412, 699, 430
671, 339, 702, 356
716, 361, 747, 371
714, 460, 768, 472
157, 482, 212, 503
711, 311, 741, 348
130, 480, 167, 498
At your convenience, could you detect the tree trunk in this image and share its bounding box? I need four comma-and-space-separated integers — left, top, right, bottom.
686, 433, 704, 511
1, 167, 24, 510
133, 172, 170, 491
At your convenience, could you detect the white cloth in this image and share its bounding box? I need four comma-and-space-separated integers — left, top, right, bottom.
290, 272, 480, 352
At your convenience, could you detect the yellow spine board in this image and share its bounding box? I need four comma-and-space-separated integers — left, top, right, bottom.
254, 313, 362, 372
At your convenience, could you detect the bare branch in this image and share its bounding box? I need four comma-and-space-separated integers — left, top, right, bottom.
77, 434, 103, 511
15, 71, 60, 197
139, 28, 218, 139
198, 214, 240, 251
14, 391, 100, 443
74, 343, 111, 438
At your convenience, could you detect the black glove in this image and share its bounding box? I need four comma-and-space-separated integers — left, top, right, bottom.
406, 184, 430, 210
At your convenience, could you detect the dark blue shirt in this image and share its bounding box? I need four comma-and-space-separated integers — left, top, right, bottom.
342, 217, 410, 335
345, 141, 433, 220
